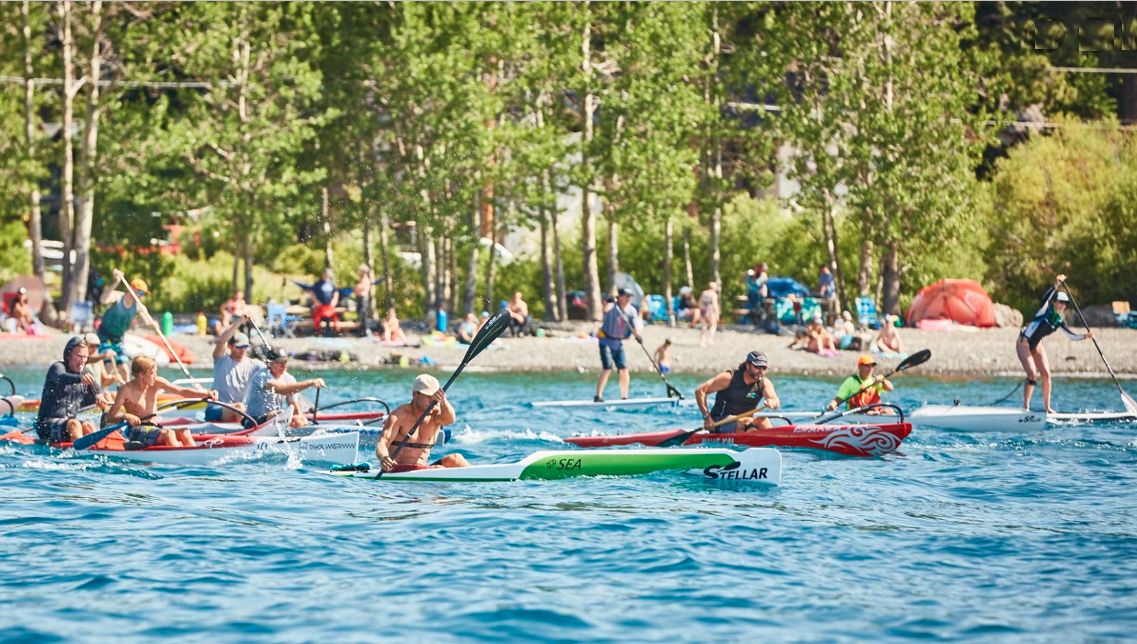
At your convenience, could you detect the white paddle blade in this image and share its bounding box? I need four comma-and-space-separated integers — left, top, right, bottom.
1123, 391, 1137, 415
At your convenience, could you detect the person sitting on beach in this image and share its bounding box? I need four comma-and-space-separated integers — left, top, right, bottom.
676, 286, 701, 327
457, 313, 478, 344
694, 351, 781, 433
653, 338, 673, 374
381, 308, 408, 344
476, 311, 490, 333
104, 355, 217, 448
207, 318, 262, 422
310, 268, 340, 336
825, 354, 894, 415
10, 288, 37, 333
83, 333, 124, 388
242, 348, 326, 429
506, 291, 531, 337
789, 317, 838, 355
832, 311, 862, 351
1016, 274, 1093, 413
35, 337, 114, 443
873, 314, 904, 353
97, 269, 157, 382
376, 374, 468, 472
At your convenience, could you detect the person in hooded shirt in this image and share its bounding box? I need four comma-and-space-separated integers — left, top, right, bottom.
35, 336, 113, 443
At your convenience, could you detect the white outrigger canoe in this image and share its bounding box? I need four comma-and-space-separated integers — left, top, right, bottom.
331, 447, 781, 485
531, 397, 683, 410
763, 405, 1135, 433
71, 430, 360, 466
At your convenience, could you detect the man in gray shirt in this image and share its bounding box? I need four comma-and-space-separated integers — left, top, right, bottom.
242, 348, 325, 428
205, 316, 263, 422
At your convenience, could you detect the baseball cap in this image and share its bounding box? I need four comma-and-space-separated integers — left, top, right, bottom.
857, 354, 877, 367
130, 278, 149, 295
1054, 291, 1070, 303
84, 332, 101, 347
265, 348, 288, 363
228, 332, 250, 348
412, 374, 441, 396
17, 287, 27, 295
746, 351, 769, 368
617, 288, 632, 297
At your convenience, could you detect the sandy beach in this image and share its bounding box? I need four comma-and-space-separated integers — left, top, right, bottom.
4, 322, 1136, 380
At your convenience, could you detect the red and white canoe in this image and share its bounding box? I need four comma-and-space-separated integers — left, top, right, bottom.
564, 422, 911, 457
57, 430, 360, 466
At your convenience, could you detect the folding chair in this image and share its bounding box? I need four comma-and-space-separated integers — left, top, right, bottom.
266, 302, 299, 338
856, 296, 881, 330
70, 301, 94, 333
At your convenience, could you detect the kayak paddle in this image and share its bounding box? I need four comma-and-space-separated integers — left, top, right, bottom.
657, 404, 769, 448
384, 310, 509, 471
1059, 282, 1137, 414
72, 420, 131, 450
815, 348, 932, 423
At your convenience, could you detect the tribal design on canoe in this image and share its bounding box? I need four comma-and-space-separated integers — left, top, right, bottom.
811, 426, 903, 457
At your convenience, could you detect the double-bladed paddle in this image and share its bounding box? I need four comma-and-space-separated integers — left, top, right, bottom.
814, 348, 932, 423
1059, 281, 1137, 414
656, 405, 770, 448
383, 311, 510, 473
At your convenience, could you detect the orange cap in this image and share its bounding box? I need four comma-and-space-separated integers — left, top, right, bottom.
857, 354, 877, 367
130, 278, 149, 295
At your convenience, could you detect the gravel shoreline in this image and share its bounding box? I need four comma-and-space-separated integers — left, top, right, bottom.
4, 323, 1136, 380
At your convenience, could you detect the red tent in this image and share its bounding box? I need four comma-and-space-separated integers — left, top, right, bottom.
906, 279, 996, 328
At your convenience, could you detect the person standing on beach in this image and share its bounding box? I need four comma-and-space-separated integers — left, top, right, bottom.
594, 288, 642, 403
698, 282, 720, 347
694, 351, 781, 432
376, 374, 468, 472
97, 269, 156, 382
825, 354, 895, 414
1017, 274, 1093, 413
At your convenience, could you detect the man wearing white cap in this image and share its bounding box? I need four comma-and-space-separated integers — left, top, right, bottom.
207, 316, 263, 421
375, 374, 468, 472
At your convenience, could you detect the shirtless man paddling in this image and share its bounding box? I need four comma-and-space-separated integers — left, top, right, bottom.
376, 374, 469, 472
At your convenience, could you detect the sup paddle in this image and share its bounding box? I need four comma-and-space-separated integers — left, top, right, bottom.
383, 310, 509, 473
814, 348, 931, 423
657, 405, 769, 448
114, 270, 200, 388
616, 307, 683, 399
1059, 281, 1137, 414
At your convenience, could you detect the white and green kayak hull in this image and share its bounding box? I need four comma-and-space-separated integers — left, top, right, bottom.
332, 448, 781, 485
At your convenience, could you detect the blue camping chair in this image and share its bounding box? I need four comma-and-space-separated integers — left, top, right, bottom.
266, 302, 300, 338
856, 296, 881, 330
644, 295, 668, 323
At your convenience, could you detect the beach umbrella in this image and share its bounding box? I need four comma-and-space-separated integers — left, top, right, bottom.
0, 275, 45, 314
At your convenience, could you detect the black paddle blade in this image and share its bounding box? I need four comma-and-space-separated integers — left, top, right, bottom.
463, 311, 509, 365
657, 429, 698, 448
895, 349, 932, 373
73, 421, 128, 451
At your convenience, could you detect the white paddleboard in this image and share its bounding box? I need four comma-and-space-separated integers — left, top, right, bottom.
531, 397, 683, 410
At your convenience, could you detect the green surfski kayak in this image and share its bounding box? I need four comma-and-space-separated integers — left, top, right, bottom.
330, 447, 781, 485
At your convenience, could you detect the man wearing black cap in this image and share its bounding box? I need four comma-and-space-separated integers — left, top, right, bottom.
207, 316, 263, 421
594, 288, 642, 403
242, 348, 326, 428
694, 351, 781, 432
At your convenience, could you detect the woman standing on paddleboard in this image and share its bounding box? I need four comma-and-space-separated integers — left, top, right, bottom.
1017, 274, 1093, 413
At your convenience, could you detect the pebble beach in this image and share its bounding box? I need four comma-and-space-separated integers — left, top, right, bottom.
4, 323, 1135, 380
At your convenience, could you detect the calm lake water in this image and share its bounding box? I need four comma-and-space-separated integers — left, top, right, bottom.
2, 365, 1135, 641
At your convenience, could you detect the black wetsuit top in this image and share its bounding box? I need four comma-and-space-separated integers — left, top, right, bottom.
35, 362, 98, 434
1020, 286, 1084, 350
710, 369, 765, 419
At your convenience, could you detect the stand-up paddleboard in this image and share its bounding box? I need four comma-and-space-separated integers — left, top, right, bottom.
331, 447, 781, 485
1047, 410, 1137, 424
531, 397, 682, 410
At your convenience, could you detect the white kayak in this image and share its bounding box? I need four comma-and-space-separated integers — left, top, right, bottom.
332, 447, 781, 485
72, 430, 360, 466
531, 397, 683, 410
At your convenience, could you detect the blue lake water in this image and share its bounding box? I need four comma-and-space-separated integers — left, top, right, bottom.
2, 365, 1136, 641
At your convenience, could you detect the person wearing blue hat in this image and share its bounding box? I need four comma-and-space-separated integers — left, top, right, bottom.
1017, 274, 1093, 412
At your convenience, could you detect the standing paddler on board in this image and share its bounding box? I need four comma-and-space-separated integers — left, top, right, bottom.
594, 288, 642, 403
694, 351, 781, 432
376, 374, 469, 473
1017, 274, 1093, 413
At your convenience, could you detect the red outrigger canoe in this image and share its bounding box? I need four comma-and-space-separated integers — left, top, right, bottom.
564, 422, 912, 457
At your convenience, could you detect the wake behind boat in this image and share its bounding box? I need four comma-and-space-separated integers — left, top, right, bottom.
331, 447, 781, 485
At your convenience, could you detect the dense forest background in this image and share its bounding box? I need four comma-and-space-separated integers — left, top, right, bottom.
1, 2, 1135, 323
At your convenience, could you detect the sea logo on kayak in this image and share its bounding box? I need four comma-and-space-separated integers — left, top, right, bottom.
1020, 415, 1041, 423
703, 461, 767, 480
545, 458, 582, 471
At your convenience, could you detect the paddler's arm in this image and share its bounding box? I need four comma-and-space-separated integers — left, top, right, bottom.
104, 387, 140, 426
213, 317, 246, 359
269, 377, 326, 396
375, 413, 399, 471
694, 371, 731, 430
874, 374, 895, 393
431, 389, 455, 425
158, 377, 218, 400
762, 379, 780, 410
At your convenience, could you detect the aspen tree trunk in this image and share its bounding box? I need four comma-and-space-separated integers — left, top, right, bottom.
580, 2, 601, 321
71, 0, 103, 306
58, 0, 76, 312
